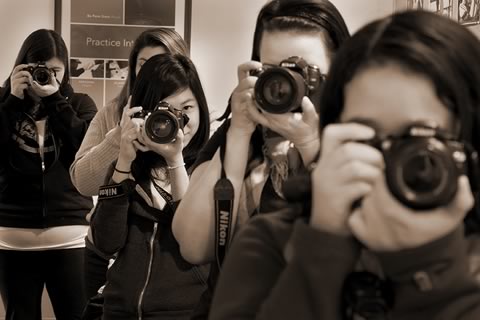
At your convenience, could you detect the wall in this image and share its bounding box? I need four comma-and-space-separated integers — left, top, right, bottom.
0, 0, 55, 83
190, 0, 268, 119
331, 0, 394, 32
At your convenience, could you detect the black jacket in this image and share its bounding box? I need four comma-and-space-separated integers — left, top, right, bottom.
0, 87, 96, 228
91, 178, 208, 320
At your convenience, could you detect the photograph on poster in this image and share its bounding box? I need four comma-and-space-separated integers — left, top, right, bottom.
106, 60, 129, 79
70, 58, 104, 78
406, 0, 454, 19
125, 0, 176, 26
459, 0, 480, 25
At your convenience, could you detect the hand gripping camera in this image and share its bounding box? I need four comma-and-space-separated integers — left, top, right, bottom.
133, 101, 189, 144
250, 56, 324, 114
26, 64, 54, 86
364, 121, 479, 210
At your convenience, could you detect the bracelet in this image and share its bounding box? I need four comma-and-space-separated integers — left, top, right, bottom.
167, 162, 185, 170
114, 167, 131, 174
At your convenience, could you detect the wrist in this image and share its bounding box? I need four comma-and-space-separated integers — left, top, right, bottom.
294, 137, 320, 166
166, 156, 185, 169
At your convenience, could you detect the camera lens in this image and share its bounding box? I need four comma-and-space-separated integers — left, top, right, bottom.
145, 111, 179, 144
262, 75, 293, 107
32, 68, 51, 85
254, 68, 305, 114
402, 151, 444, 192
386, 141, 458, 210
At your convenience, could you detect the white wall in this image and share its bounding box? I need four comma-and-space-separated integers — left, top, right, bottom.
331, 0, 394, 33
190, 0, 268, 119
0, 0, 55, 83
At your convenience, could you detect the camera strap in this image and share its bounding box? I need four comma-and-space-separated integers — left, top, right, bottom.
152, 180, 175, 215
214, 142, 234, 269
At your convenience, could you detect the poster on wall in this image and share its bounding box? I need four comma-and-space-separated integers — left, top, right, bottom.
57, 0, 191, 108
406, 0, 454, 19
458, 0, 480, 25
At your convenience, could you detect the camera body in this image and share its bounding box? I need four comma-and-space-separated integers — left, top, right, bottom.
133, 101, 189, 144
250, 56, 324, 114
26, 64, 53, 86
342, 271, 394, 320
363, 122, 479, 210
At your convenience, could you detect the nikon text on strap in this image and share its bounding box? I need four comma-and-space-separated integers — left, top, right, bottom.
214, 142, 234, 269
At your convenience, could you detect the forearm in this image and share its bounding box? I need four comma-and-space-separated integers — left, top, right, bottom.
295, 137, 320, 167
173, 128, 251, 264
210, 219, 361, 320
167, 164, 189, 202
0, 94, 25, 142
91, 179, 135, 255
255, 221, 360, 320
71, 126, 121, 196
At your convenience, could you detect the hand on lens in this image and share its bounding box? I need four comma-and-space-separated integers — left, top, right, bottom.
348, 175, 474, 251
136, 126, 185, 166
229, 61, 263, 136
309, 123, 383, 236
10, 64, 32, 99
30, 70, 60, 98
248, 96, 319, 146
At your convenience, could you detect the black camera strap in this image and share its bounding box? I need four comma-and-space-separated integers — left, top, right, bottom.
152, 180, 175, 216
214, 142, 234, 269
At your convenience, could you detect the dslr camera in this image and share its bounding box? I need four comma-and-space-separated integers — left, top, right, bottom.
26, 64, 54, 86
342, 271, 394, 320
250, 56, 324, 114
363, 121, 479, 210
133, 101, 189, 144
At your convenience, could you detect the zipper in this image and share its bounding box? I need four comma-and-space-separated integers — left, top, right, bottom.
137, 222, 158, 320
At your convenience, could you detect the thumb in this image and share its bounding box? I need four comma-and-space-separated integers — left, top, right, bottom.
301, 96, 318, 121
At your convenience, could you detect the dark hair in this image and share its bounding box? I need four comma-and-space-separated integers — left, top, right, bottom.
319, 10, 480, 232
1, 29, 71, 99
251, 0, 349, 62
115, 28, 189, 119
130, 53, 210, 181
218, 0, 349, 121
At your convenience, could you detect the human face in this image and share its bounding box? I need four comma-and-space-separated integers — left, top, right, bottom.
163, 88, 200, 147
135, 46, 167, 75
29, 57, 65, 84
259, 31, 330, 73
341, 63, 456, 136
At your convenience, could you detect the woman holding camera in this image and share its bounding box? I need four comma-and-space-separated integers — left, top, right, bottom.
0, 29, 97, 319
69, 28, 189, 300
209, 10, 480, 319
89, 53, 210, 319
172, 0, 349, 315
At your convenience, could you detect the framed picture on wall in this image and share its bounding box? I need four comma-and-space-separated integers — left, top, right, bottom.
406, 0, 454, 19
458, 0, 480, 25
54, 0, 192, 108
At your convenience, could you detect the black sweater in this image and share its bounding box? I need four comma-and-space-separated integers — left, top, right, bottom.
0, 87, 96, 228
